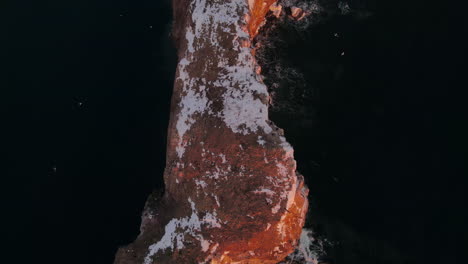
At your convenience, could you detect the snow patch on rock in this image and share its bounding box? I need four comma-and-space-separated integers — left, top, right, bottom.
175, 58, 210, 158
253, 188, 275, 196
176, 0, 274, 144
257, 136, 266, 145
143, 198, 221, 263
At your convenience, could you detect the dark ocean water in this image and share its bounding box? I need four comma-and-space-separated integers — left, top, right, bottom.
2, 1, 466, 263
264, 1, 467, 263
265, 2, 467, 263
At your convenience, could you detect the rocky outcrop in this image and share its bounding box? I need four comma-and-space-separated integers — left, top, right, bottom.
114, 1, 309, 263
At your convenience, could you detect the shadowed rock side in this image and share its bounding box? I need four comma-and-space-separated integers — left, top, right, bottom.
114, 1, 309, 263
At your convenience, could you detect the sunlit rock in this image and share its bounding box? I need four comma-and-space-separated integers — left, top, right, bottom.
290, 6, 308, 21
269, 3, 283, 18
114, 1, 309, 263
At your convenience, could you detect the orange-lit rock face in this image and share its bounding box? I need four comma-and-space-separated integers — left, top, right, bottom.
247, 0, 277, 37
114, 1, 308, 263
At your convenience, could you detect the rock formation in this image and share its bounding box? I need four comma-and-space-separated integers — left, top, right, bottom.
114, 1, 309, 263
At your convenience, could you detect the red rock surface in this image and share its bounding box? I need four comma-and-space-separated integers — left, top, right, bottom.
290, 7, 308, 21
114, 1, 309, 263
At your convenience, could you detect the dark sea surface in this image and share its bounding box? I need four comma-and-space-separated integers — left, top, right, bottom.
2, 1, 466, 263
263, 1, 466, 263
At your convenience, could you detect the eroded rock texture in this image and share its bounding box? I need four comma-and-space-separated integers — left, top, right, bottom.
114, 1, 308, 263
